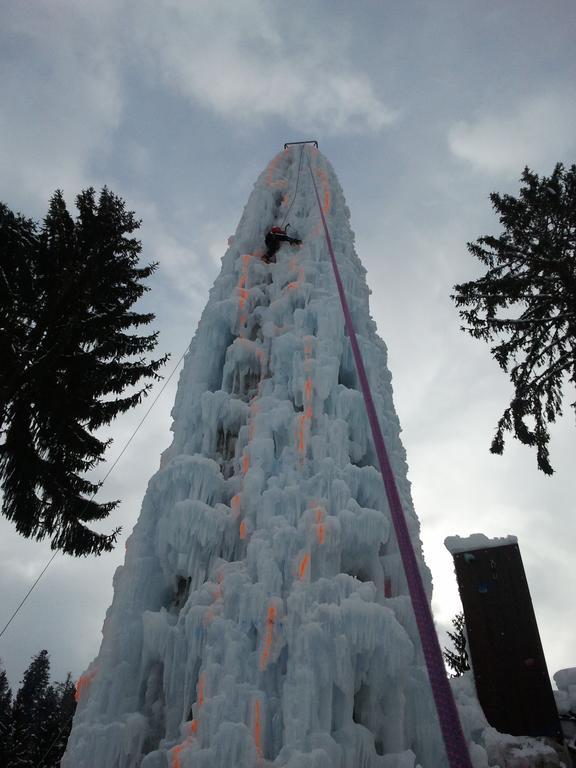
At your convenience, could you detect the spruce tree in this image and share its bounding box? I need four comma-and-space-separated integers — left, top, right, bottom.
443, 612, 470, 677
40, 673, 77, 768
452, 163, 576, 474
0, 662, 13, 766
0, 654, 77, 768
0, 188, 167, 555
11, 649, 51, 766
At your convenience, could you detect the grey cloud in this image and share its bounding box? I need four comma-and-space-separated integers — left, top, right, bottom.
122, 0, 397, 134
0, 2, 122, 209
448, 90, 576, 177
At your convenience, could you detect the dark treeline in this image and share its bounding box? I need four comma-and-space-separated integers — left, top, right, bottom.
0, 650, 76, 767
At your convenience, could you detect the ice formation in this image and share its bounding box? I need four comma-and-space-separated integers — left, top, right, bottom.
63, 147, 453, 767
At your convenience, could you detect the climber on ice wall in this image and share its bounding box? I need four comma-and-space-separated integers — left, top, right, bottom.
263, 225, 302, 263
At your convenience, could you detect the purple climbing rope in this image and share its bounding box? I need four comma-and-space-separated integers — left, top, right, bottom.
308, 158, 473, 768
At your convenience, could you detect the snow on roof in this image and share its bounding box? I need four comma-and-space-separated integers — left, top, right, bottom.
444, 533, 518, 555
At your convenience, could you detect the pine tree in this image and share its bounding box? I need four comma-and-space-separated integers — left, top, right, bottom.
443, 612, 470, 677
0, 662, 13, 766
40, 673, 77, 768
451, 163, 576, 474
11, 650, 51, 766
0, 188, 167, 555
0, 654, 77, 768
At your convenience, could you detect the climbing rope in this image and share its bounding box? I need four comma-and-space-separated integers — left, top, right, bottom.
0, 342, 191, 641
280, 144, 305, 229
307, 154, 473, 768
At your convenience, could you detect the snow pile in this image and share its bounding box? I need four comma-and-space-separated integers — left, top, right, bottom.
451, 674, 561, 768
554, 668, 576, 756
554, 668, 576, 716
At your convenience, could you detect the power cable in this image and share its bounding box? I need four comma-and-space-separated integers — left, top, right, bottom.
0, 342, 190, 641
0, 553, 59, 640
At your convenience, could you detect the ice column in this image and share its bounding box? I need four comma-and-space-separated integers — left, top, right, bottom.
63, 147, 443, 768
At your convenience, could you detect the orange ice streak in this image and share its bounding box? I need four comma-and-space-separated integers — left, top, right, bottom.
312, 505, 325, 545
170, 722, 196, 768
254, 700, 263, 758
231, 494, 242, 519
265, 155, 280, 185
298, 553, 311, 580
238, 272, 248, 305
236, 254, 252, 333
265, 152, 287, 187
198, 672, 205, 707
203, 608, 214, 626
171, 744, 183, 768
239, 520, 248, 539
242, 452, 250, 475
298, 413, 307, 457
297, 405, 313, 460
75, 669, 97, 702
305, 378, 313, 403
315, 166, 331, 214
259, 603, 277, 671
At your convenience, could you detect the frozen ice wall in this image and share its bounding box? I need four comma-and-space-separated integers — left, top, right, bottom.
62, 147, 444, 768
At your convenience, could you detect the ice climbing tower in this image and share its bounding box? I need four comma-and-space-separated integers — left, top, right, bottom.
63, 146, 445, 768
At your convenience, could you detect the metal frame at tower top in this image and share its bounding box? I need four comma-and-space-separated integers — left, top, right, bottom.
284, 140, 318, 149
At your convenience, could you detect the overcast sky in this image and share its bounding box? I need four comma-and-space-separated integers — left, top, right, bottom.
1, 0, 575, 692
